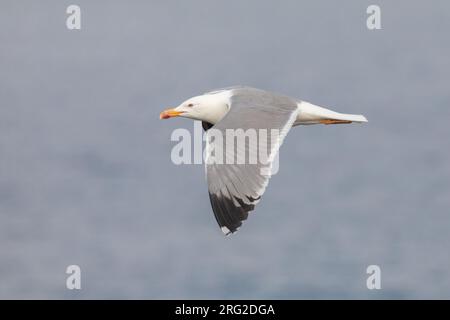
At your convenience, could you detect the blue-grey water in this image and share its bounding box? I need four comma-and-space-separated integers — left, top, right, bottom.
1, 0, 449, 299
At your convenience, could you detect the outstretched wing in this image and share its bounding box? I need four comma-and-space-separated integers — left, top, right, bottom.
205, 88, 298, 235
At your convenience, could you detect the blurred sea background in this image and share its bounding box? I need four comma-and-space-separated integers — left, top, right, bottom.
1, 0, 449, 299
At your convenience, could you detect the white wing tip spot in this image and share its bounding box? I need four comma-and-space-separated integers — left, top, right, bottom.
221, 226, 231, 235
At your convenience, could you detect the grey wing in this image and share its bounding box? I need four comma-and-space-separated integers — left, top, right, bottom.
205, 88, 299, 235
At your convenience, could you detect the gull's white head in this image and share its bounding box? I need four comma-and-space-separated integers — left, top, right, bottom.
160, 93, 230, 125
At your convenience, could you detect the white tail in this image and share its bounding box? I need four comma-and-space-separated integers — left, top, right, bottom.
296, 101, 368, 125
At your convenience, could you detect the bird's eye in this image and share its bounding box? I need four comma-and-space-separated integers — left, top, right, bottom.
187, 103, 194, 107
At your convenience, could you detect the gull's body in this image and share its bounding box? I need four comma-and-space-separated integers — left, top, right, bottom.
160, 86, 367, 235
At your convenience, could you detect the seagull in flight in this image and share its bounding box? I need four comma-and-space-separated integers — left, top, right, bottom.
160, 87, 367, 235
